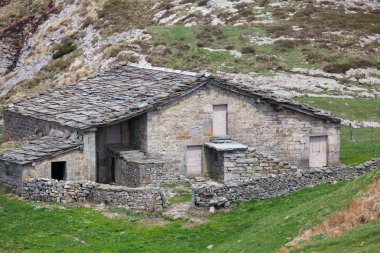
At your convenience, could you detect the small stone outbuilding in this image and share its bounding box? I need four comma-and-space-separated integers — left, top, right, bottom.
0, 65, 341, 192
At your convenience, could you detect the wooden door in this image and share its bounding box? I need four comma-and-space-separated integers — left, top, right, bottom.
213, 104, 227, 136
309, 136, 328, 168
187, 146, 202, 175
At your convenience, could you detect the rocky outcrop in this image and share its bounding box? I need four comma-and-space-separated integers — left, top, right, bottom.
0, 0, 59, 75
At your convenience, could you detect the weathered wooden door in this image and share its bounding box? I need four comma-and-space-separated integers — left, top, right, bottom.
187, 146, 202, 175
213, 104, 227, 136
309, 136, 328, 167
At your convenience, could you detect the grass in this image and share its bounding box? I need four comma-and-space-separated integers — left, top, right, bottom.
341, 126, 380, 166
0, 0, 51, 31
147, 24, 379, 74
1, 169, 379, 252
294, 220, 380, 253
169, 189, 192, 205
295, 97, 380, 122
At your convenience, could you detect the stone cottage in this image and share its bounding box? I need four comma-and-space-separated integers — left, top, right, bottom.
0, 65, 340, 192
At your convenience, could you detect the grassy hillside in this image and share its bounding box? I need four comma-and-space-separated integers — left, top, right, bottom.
341, 126, 380, 165
0, 169, 379, 253
293, 220, 380, 253
295, 97, 380, 122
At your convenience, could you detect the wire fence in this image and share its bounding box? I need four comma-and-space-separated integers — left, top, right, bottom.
342, 125, 380, 143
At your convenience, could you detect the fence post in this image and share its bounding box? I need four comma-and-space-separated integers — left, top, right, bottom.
350, 123, 353, 142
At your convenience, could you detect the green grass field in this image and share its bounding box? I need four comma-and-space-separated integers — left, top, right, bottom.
295, 97, 380, 122
0, 169, 379, 253
341, 126, 380, 165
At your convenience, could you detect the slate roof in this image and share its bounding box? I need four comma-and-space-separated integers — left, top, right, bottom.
5, 65, 201, 129
5, 65, 340, 131
0, 137, 83, 165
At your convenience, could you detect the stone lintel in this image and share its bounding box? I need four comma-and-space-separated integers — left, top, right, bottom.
205, 142, 248, 152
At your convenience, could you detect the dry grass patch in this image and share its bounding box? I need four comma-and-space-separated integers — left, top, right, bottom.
96, 0, 155, 35
288, 178, 380, 249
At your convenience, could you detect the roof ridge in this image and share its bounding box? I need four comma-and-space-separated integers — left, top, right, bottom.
126, 63, 202, 77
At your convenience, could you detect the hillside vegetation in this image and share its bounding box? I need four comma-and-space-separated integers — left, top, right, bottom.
0, 0, 379, 106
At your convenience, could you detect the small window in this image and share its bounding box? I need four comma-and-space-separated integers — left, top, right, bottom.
51, 161, 66, 180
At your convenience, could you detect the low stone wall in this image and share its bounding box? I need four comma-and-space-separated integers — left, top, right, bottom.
193, 158, 380, 209
223, 147, 297, 183
21, 178, 168, 212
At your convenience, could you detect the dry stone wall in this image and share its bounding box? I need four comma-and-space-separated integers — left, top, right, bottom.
193, 158, 380, 209
211, 147, 297, 183
21, 178, 168, 212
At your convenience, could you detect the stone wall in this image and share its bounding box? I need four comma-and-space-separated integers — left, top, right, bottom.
129, 114, 147, 152
24, 150, 87, 181
117, 160, 163, 187
3, 111, 74, 141
0, 161, 25, 192
220, 147, 297, 183
21, 178, 168, 212
206, 148, 224, 181
146, 84, 340, 182
193, 158, 380, 209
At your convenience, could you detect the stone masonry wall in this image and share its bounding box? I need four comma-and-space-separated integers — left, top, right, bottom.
146, 84, 340, 181
222, 147, 297, 183
3, 111, 74, 141
21, 178, 168, 212
23, 150, 87, 181
107, 149, 163, 187
115, 158, 163, 187
193, 158, 380, 209
0, 161, 26, 192
129, 114, 147, 152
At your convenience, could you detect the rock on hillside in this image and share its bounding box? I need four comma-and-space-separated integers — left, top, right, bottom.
0, 0, 379, 106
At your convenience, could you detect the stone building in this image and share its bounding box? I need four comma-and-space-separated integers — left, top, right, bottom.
0, 65, 340, 192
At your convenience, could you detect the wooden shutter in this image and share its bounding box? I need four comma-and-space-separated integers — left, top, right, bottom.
309, 136, 328, 168
213, 104, 227, 136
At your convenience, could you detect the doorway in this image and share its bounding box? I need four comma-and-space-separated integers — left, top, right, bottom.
213, 104, 228, 136
51, 161, 66, 180
309, 136, 328, 168
186, 146, 202, 176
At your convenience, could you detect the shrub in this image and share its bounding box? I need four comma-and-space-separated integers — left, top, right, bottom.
196, 41, 205, 47
259, 0, 269, 7
322, 58, 378, 74
241, 45, 256, 54
172, 42, 191, 51
52, 41, 77, 59
274, 39, 309, 51
197, 0, 208, 6
323, 63, 352, 74
266, 24, 294, 37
